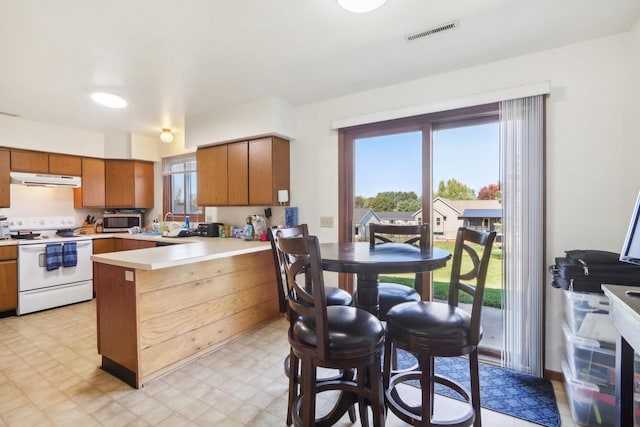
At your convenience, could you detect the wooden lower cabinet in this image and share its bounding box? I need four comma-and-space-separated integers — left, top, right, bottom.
0, 246, 18, 312
94, 238, 159, 253
93, 238, 116, 254
120, 239, 156, 251
94, 249, 279, 388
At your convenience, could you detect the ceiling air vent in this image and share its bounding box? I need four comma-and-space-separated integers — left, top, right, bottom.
405, 21, 459, 42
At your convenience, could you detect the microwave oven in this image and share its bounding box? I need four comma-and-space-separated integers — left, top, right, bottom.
102, 213, 143, 232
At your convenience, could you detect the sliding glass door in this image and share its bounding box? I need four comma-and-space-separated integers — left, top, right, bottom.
339, 104, 504, 360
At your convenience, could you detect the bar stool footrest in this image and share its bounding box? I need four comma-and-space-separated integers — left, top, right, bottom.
385, 371, 475, 427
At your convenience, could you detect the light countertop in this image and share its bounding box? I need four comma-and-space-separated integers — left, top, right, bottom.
2, 233, 271, 270
91, 236, 271, 270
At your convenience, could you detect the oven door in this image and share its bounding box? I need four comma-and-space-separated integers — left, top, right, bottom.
18, 240, 93, 291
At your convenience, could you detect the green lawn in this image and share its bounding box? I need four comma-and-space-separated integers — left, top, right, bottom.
378, 240, 504, 308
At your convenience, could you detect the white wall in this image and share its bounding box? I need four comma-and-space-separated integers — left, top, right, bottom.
2, 185, 103, 227
292, 31, 638, 373
0, 115, 105, 157
185, 97, 297, 148
0, 116, 167, 225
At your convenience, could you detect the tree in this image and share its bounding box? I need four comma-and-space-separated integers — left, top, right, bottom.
361, 191, 422, 212
397, 199, 421, 212
365, 194, 396, 211
433, 179, 475, 200
478, 182, 501, 200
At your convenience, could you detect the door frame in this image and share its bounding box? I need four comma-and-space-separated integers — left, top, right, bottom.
337, 103, 499, 297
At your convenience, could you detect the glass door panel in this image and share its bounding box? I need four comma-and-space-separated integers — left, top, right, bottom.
433, 122, 502, 360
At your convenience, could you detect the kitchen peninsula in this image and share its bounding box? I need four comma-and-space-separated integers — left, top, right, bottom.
91, 237, 279, 388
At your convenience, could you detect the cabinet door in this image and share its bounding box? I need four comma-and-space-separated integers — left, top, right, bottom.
93, 238, 116, 254
271, 137, 290, 205
197, 145, 228, 206
0, 149, 9, 208
10, 150, 49, 173
248, 137, 289, 205
227, 141, 248, 205
105, 160, 135, 208
49, 154, 82, 176
74, 157, 105, 208
133, 161, 154, 209
0, 261, 17, 312
0, 246, 18, 312
120, 240, 138, 251
113, 239, 124, 252
105, 160, 154, 209
248, 138, 273, 205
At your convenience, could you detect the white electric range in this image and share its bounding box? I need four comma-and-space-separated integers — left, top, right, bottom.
8, 216, 93, 315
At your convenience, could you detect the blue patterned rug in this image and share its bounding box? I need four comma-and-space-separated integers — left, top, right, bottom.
397, 351, 560, 427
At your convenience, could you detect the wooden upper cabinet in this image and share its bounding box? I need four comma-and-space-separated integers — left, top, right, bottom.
10, 150, 49, 173
249, 137, 290, 205
227, 141, 249, 205
49, 153, 82, 176
10, 150, 82, 176
105, 160, 154, 209
0, 149, 9, 208
196, 137, 290, 207
74, 157, 105, 208
197, 144, 228, 206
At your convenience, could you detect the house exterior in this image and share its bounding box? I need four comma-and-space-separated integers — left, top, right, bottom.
353, 208, 380, 241
419, 198, 502, 240
375, 211, 417, 225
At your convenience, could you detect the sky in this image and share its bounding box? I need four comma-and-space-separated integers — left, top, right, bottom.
354, 123, 499, 198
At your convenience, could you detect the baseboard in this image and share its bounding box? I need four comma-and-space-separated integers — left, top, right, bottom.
544, 368, 563, 382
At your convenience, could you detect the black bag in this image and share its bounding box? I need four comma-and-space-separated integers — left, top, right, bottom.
549, 250, 640, 293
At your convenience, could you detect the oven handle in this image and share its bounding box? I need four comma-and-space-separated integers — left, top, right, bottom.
18, 240, 92, 268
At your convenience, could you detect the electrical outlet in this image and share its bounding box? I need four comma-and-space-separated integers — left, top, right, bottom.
206, 215, 212, 222
320, 216, 334, 228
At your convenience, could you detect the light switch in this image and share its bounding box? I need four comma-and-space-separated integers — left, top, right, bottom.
320, 216, 334, 228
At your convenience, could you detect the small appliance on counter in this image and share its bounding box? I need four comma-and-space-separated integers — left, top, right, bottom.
0, 216, 9, 239
197, 222, 224, 237
103, 212, 143, 233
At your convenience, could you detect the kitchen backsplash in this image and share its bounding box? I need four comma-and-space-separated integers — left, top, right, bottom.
205, 206, 288, 230
1, 184, 290, 231
2, 184, 102, 225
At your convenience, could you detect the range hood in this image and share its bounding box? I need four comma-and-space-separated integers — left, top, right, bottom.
10, 172, 81, 188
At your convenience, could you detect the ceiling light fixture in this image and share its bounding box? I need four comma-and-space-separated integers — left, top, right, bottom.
160, 128, 174, 144
91, 92, 127, 109
337, 0, 386, 13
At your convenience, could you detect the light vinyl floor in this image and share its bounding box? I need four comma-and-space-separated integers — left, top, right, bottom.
0, 300, 576, 426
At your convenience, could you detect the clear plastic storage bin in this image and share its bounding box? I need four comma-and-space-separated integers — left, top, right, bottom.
562, 321, 640, 391
562, 290, 617, 344
562, 359, 640, 426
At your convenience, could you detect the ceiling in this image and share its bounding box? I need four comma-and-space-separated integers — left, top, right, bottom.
1, 0, 639, 138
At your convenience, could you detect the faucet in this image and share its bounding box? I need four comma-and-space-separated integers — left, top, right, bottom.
164, 212, 174, 222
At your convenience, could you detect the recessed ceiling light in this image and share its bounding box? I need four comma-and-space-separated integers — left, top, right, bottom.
337, 0, 386, 13
91, 92, 127, 109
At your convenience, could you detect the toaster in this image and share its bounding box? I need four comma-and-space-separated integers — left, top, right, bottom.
197, 222, 223, 237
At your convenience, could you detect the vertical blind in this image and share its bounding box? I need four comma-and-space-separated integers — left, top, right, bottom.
500, 95, 545, 376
